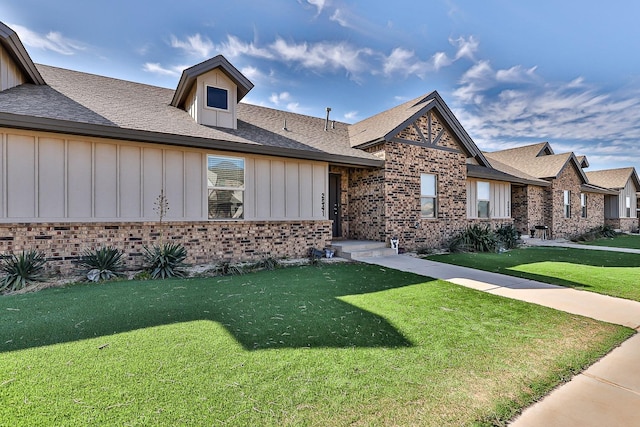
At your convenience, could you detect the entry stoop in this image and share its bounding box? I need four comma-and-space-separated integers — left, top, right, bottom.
331, 240, 397, 260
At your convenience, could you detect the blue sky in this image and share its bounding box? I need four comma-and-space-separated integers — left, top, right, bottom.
2, 0, 640, 171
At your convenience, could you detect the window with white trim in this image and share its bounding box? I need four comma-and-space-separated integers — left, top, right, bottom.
206, 86, 229, 110
563, 190, 571, 218
477, 181, 490, 218
626, 196, 631, 217
581, 193, 587, 218
420, 174, 437, 218
207, 155, 244, 219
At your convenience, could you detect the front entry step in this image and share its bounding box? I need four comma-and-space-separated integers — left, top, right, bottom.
331, 240, 397, 260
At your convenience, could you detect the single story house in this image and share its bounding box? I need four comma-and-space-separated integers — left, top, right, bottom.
585, 167, 640, 232
483, 142, 616, 239
0, 21, 632, 272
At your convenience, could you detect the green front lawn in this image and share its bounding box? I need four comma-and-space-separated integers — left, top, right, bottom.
0, 264, 632, 426
578, 233, 640, 250
428, 247, 640, 301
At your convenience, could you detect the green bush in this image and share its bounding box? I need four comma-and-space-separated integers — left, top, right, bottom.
252, 257, 280, 271
0, 250, 47, 292
143, 243, 188, 279
496, 224, 519, 249
78, 247, 125, 282
214, 261, 245, 276
448, 224, 499, 253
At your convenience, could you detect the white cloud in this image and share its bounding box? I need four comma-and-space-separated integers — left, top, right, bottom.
142, 62, 187, 76
383, 48, 428, 77
217, 35, 274, 59
240, 66, 269, 82
496, 65, 538, 83
330, 9, 351, 28
307, 0, 327, 15
269, 91, 292, 106
270, 38, 372, 77
450, 35, 479, 61
431, 51, 452, 71
9, 23, 85, 55
344, 110, 359, 121
170, 33, 214, 58
286, 102, 302, 113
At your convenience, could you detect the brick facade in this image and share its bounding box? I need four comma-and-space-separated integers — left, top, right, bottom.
547, 164, 605, 239
0, 220, 332, 274
512, 185, 546, 235
605, 218, 639, 232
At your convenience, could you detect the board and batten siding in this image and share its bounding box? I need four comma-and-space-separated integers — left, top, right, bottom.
0, 129, 328, 223
466, 179, 511, 218
0, 44, 26, 91
245, 158, 327, 220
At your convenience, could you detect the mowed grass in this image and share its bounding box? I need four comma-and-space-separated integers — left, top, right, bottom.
0, 264, 632, 426
428, 247, 640, 301
578, 233, 640, 250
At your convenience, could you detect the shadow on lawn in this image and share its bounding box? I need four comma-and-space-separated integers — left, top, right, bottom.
1, 264, 431, 353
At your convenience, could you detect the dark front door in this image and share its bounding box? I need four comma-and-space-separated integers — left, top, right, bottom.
329, 173, 342, 238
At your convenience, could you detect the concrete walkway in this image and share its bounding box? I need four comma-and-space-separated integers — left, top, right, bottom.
525, 236, 640, 254
357, 251, 640, 426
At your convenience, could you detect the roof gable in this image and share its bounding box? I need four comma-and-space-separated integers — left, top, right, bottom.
484, 143, 589, 183
586, 167, 640, 190
171, 55, 253, 108
0, 22, 44, 86
348, 91, 490, 167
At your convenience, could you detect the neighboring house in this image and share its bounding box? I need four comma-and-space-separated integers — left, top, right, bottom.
585, 167, 640, 232
484, 142, 616, 239
0, 21, 537, 271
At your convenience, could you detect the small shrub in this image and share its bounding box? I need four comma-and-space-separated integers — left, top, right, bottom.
449, 224, 498, 253
0, 250, 47, 292
143, 243, 188, 279
253, 257, 280, 271
214, 261, 244, 276
416, 246, 434, 255
496, 224, 519, 249
77, 247, 125, 282
571, 225, 619, 242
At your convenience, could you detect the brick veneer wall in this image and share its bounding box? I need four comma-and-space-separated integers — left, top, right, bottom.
512, 185, 546, 235
0, 220, 332, 275
605, 217, 639, 232
348, 167, 386, 241
548, 165, 605, 239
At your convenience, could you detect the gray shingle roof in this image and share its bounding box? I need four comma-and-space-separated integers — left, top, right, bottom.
0, 64, 381, 167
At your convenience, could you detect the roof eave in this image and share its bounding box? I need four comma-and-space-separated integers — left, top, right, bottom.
0, 23, 45, 85
467, 165, 550, 186
0, 112, 383, 168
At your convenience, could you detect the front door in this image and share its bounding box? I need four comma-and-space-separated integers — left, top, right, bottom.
329, 173, 342, 238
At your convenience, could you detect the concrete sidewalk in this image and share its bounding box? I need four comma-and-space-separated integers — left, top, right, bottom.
358, 254, 640, 426
525, 237, 640, 254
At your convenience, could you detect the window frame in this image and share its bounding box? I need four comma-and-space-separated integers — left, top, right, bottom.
580, 193, 587, 218
420, 173, 437, 219
207, 154, 245, 220
205, 85, 229, 111
563, 190, 571, 218
477, 181, 491, 219
626, 196, 631, 217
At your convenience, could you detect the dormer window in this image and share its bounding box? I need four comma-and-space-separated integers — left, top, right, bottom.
206, 86, 228, 110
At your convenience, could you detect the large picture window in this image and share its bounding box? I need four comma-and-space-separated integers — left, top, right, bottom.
477, 181, 490, 218
581, 193, 587, 218
563, 190, 571, 218
206, 86, 228, 110
207, 155, 244, 219
420, 174, 437, 218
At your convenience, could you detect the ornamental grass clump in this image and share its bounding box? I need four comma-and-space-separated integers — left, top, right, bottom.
448, 224, 499, 253
143, 242, 188, 279
77, 247, 125, 282
0, 250, 47, 292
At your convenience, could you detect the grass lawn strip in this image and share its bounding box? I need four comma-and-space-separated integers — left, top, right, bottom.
577, 233, 640, 250
0, 264, 633, 426
428, 246, 640, 302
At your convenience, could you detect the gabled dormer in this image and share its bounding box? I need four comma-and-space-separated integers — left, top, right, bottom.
171, 55, 253, 130
0, 22, 45, 91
